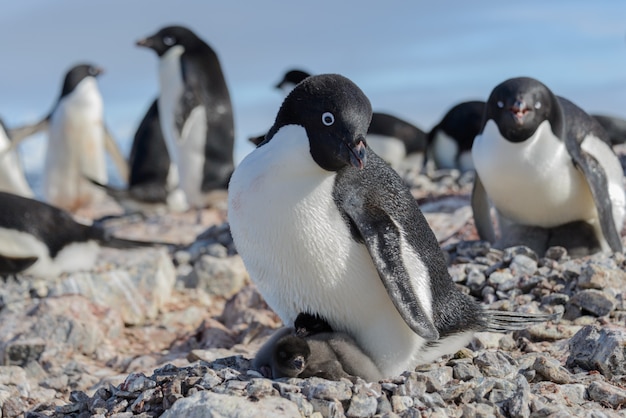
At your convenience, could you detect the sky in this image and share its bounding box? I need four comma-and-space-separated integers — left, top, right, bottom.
1, 1, 625, 190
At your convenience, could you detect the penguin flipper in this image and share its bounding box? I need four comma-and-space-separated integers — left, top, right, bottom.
104, 127, 130, 183
343, 202, 439, 341
483, 309, 560, 332
7, 117, 49, 144
471, 174, 496, 243
0, 255, 38, 275
569, 145, 623, 253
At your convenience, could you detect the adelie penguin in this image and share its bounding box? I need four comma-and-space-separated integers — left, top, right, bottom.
0, 117, 34, 198
426, 100, 485, 172
228, 73, 557, 378
137, 25, 235, 210
0, 192, 171, 279
89, 98, 188, 215
8, 64, 129, 212
252, 69, 427, 168
472, 77, 625, 257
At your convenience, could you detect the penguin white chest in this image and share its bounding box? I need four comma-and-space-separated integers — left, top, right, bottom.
366, 134, 406, 167
0, 125, 33, 197
157, 45, 185, 154
472, 120, 596, 227
431, 131, 460, 170
45, 78, 106, 208
228, 125, 427, 376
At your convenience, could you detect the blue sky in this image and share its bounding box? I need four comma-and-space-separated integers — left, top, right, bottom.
1, 1, 625, 187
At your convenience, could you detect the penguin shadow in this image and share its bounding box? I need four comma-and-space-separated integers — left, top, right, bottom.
252, 313, 383, 383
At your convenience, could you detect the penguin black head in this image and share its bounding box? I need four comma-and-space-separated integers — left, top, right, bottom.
60, 64, 103, 98
483, 77, 562, 143
275, 69, 311, 90
136, 25, 206, 56
273, 334, 310, 377
266, 73, 372, 171
294, 312, 333, 337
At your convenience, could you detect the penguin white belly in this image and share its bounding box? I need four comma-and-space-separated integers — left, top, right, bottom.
157, 45, 185, 165
229, 125, 427, 376
366, 134, 406, 167
0, 227, 99, 278
473, 120, 597, 228
0, 127, 33, 197
45, 78, 107, 210
177, 106, 207, 208
431, 131, 460, 170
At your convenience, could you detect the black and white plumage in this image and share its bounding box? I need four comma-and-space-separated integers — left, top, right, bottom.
0, 118, 34, 198
0, 192, 166, 278
90, 99, 188, 215
591, 114, 626, 146
258, 69, 427, 167
427, 100, 485, 172
229, 74, 556, 377
472, 77, 625, 256
137, 26, 234, 209
7, 64, 129, 211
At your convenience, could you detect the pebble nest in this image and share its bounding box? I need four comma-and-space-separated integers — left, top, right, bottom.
9, 168, 626, 417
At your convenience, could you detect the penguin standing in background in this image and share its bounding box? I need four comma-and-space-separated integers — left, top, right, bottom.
427, 100, 485, 172
472, 77, 625, 257
90, 98, 188, 215
591, 114, 626, 146
228, 74, 556, 378
137, 25, 235, 210
7, 64, 129, 212
0, 118, 34, 197
255, 69, 427, 168
0, 192, 170, 278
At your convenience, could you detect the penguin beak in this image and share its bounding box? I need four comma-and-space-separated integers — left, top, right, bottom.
136, 37, 152, 48
291, 356, 305, 371
510, 100, 529, 124
346, 136, 367, 169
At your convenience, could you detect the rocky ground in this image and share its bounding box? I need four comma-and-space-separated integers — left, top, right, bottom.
0, 166, 625, 418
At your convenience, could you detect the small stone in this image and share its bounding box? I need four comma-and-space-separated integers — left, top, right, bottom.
587, 381, 626, 408
567, 289, 615, 317
506, 374, 531, 418
346, 392, 378, 417
544, 246, 568, 261
566, 325, 626, 377
390, 395, 413, 413
452, 361, 482, 381
509, 254, 538, 276
309, 398, 345, 418
301, 378, 352, 401
246, 378, 277, 398
503, 246, 538, 263
466, 268, 486, 292
474, 351, 517, 379
120, 372, 156, 393
532, 355, 571, 384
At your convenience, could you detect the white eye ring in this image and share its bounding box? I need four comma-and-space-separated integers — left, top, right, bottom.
322, 112, 335, 126
534, 101, 542, 109
496, 101, 504, 109
163, 36, 176, 46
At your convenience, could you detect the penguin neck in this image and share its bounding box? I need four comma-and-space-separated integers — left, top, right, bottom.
59, 77, 103, 114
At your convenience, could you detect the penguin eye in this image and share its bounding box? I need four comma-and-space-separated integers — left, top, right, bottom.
322, 112, 335, 126
163, 36, 176, 46
496, 101, 504, 109
534, 101, 542, 109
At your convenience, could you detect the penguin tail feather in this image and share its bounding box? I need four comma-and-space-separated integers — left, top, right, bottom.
98, 232, 181, 253
483, 310, 561, 332
86, 176, 129, 200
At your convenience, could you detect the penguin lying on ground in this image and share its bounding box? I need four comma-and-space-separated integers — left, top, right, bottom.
472, 77, 625, 257
426, 100, 485, 172
0, 118, 34, 198
7, 64, 129, 212
0, 192, 172, 278
250, 69, 427, 168
89, 98, 188, 215
253, 313, 382, 382
228, 73, 557, 378
137, 25, 235, 210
